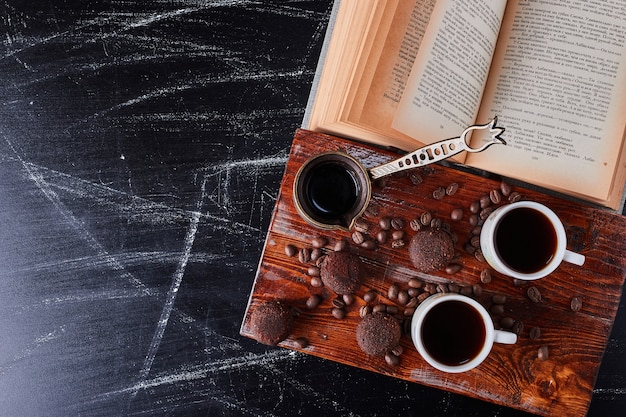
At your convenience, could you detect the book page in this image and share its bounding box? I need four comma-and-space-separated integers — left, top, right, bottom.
392, 0, 507, 141
470, 0, 626, 202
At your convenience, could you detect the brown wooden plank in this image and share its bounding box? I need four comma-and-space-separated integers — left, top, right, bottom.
241, 129, 626, 417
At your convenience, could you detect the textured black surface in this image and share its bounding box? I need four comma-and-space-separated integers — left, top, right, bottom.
0, 1, 624, 416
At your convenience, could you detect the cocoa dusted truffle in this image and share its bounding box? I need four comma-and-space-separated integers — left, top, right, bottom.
320, 251, 364, 295
408, 229, 455, 272
356, 312, 401, 356
249, 301, 293, 346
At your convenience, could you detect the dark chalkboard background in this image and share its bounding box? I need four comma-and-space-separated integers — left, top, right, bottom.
0, 1, 624, 416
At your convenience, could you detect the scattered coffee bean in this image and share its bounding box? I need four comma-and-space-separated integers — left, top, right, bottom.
391, 344, 404, 356
391, 239, 405, 248
332, 307, 346, 320
500, 181, 512, 197
433, 186, 446, 200
474, 250, 486, 263
424, 283, 437, 294
538, 345, 549, 360
391, 217, 405, 230
460, 286, 473, 296
404, 307, 417, 317
373, 304, 387, 313
472, 284, 483, 297
492, 294, 507, 304
430, 218, 442, 229
479, 194, 491, 209
332, 297, 346, 309
464, 242, 477, 255
334, 240, 347, 252
450, 208, 463, 221
436, 284, 449, 293
343, 293, 355, 306
408, 278, 424, 289
417, 292, 431, 303
469, 201, 480, 214
298, 248, 311, 263
405, 297, 419, 308
508, 191, 522, 203
448, 283, 460, 293
490, 304, 505, 315
530, 326, 541, 339
388, 284, 400, 300
446, 182, 459, 196
310, 277, 323, 288
307, 266, 320, 277
471, 225, 482, 235
570, 296, 583, 312
479, 207, 494, 220
445, 263, 462, 274
376, 230, 389, 244
398, 290, 410, 305
363, 290, 377, 303
306, 294, 322, 309
407, 288, 419, 297
470, 235, 481, 248
409, 218, 422, 231
512, 320, 524, 335
469, 214, 479, 226
409, 172, 423, 185
527, 286, 542, 303
285, 244, 297, 257
489, 189, 502, 204
354, 220, 369, 233
361, 240, 376, 250
392, 230, 405, 240
420, 211, 432, 226
315, 255, 326, 268
352, 231, 365, 245
385, 352, 400, 366
501, 317, 515, 329
294, 337, 309, 349
480, 269, 492, 284
379, 216, 392, 231
360, 305, 372, 317
311, 236, 328, 248
386, 305, 399, 315
310, 248, 322, 262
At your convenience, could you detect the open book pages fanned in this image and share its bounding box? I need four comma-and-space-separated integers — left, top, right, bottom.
303, 0, 626, 210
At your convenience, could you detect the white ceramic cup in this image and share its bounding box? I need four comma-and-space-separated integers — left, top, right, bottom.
480, 201, 585, 280
410, 293, 517, 373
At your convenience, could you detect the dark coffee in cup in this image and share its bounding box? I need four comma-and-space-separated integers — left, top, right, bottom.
421, 300, 486, 366
494, 207, 557, 274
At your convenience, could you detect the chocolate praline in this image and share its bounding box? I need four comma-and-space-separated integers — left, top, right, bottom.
408, 228, 455, 272
249, 301, 293, 346
320, 251, 364, 295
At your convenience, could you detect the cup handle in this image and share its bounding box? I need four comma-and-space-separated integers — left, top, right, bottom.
494, 329, 517, 344
564, 249, 585, 266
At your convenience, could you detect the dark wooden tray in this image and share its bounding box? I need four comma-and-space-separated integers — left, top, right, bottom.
241, 129, 626, 417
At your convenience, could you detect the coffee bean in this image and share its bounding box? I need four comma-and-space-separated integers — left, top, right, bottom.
398, 290, 410, 305
334, 240, 347, 252
310, 277, 323, 288
307, 266, 320, 277
570, 296, 583, 312
480, 194, 491, 209
404, 307, 416, 317
315, 255, 326, 268
285, 244, 297, 257
436, 284, 449, 293
385, 352, 400, 366
386, 305, 399, 315
433, 186, 446, 200
298, 248, 311, 263
310, 248, 322, 262
445, 263, 462, 274
527, 286, 542, 303
391, 239, 405, 249
392, 230, 405, 240
469, 214, 479, 226
417, 292, 431, 303
490, 304, 505, 315
294, 337, 309, 349
391, 344, 404, 356
388, 284, 400, 300
464, 242, 477, 255
500, 317, 515, 329
420, 211, 432, 226
408, 278, 423, 288
407, 288, 419, 297
538, 345, 549, 360
361, 240, 376, 250
472, 284, 483, 297
332, 307, 346, 320
530, 326, 541, 339
474, 250, 485, 263
500, 181, 512, 197
470, 235, 481, 248
513, 278, 527, 287
360, 305, 372, 317
409, 218, 422, 231
508, 191, 522, 203
391, 217, 405, 230
490, 189, 502, 204
379, 216, 392, 231
306, 294, 322, 309
311, 236, 328, 248
446, 182, 459, 196
480, 269, 492, 284
343, 293, 355, 306
352, 231, 365, 245
373, 304, 387, 313
332, 297, 346, 309
424, 283, 437, 294
479, 207, 494, 220
450, 208, 463, 221
492, 294, 507, 304
405, 297, 419, 308
471, 225, 482, 236
409, 172, 423, 185
376, 230, 389, 244
448, 283, 460, 293
363, 290, 377, 303
512, 320, 524, 335
430, 218, 442, 229
469, 201, 480, 214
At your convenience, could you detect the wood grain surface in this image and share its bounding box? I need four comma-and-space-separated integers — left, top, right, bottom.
241, 129, 626, 417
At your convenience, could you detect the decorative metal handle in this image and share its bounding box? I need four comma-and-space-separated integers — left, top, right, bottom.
369, 117, 505, 180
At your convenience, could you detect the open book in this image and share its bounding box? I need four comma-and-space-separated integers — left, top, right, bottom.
303, 0, 626, 210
